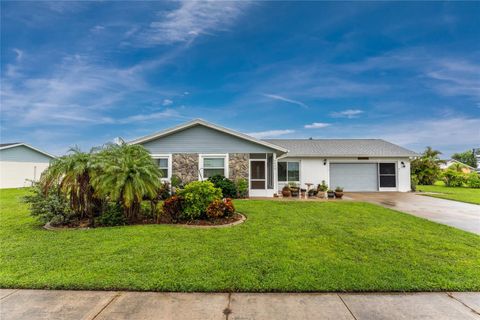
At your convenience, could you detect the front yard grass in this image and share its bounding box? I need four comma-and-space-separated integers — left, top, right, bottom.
1, 188, 479, 292
418, 182, 480, 205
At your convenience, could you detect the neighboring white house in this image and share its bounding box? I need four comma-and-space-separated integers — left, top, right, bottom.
0, 143, 55, 189
440, 159, 476, 173
130, 119, 418, 197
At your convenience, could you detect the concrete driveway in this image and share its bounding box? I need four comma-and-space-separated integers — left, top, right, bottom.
345, 192, 480, 235
1, 289, 479, 320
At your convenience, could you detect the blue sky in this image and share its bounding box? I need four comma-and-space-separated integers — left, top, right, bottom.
1, 1, 479, 156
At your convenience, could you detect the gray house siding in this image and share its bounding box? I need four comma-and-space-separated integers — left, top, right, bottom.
140, 125, 276, 154
0, 146, 52, 163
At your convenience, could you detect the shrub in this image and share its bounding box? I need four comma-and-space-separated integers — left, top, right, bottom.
96, 203, 126, 227
223, 198, 235, 217
162, 195, 184, 222
206, 198, 235, 218
411, 174, 419, 191
156, 181, 171, 200
178, 181, 222, 219
411, 146, 444, 185
208, 175, 237, 198
206, 200, 225, 218
466, 173, 480, 188
23, 183, 77, 226
236, 178, 248, 198
443, 169, 466, 187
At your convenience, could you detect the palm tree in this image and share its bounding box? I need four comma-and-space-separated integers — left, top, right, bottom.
40, 147, 98, 225
411, 146, 445, 185
91, 143, 161, 222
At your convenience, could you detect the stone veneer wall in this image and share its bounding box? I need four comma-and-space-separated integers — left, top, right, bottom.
172, 153, 198, 184
229, 153, 249, 181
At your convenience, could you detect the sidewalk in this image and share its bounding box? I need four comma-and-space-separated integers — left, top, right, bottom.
1, 289, 479, 320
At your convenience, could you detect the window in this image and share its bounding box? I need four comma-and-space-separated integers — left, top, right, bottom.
155, 158, 169, 179
379, 163, 396, 188
278, 161, 300, 182
202, 156, 227, 178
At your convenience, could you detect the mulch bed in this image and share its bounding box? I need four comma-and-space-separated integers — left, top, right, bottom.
44, 213, 245, 230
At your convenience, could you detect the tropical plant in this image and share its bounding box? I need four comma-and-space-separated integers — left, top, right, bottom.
206, 199, 225, 218
443, 169, 466, 187
40, 147, 99, 226
236, 178, 248, 198
223, 198, 235, 216
452, 150, 477, 168
95, 203, 126, 227
208, 174, 237, 198
162, 195, 184, 222
411, 146, 445, 185
449, 162, 468, 173
177, 181, 222, 219
317, 181, 328, 192
23, 182, 77, 226
91, 143, 161, 222
466, 172, 480, 188
411, 174, 419, 191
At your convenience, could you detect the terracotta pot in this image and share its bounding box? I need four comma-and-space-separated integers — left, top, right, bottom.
282, 190, 291, 197
317, 191, 326, 199
335, 192, 344, 199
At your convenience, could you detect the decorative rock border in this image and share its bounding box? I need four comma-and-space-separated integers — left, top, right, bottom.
43, 213, 246, 231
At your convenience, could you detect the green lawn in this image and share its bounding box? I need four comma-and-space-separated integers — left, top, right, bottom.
1, 188, 479, 292
418, 182, 480, 205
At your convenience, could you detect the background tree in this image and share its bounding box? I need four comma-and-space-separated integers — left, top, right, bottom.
451, 150, 477, 168
92, 143, 161, 222
411, 146, 445, 185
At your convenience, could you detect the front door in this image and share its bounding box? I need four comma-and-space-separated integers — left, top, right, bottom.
249, 160, 267, 197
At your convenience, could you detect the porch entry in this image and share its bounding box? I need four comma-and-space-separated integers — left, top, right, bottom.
249, 153, 274, 197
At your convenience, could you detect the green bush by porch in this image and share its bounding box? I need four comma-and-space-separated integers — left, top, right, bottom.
1, 188, 479, 292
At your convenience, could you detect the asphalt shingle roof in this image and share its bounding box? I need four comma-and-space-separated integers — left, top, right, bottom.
263, 139, 419, 157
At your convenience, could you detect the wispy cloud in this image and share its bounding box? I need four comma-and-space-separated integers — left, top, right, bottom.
304, 122, 331, 129
263, 93, 308, 109
162, 99, 173, 106
247, 129, 295, 139
135, 1, 251, 46
117, 109, 181, 124
330, 109, 364, 118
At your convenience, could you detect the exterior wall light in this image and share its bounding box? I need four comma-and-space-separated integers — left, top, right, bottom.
323, 159, 327, 165
401, 161, 406, 168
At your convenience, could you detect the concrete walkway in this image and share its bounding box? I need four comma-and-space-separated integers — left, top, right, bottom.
345, 192, 480, 234
1, 289, 479, 320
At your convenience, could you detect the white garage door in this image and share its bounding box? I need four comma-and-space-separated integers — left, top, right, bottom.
329, 163, 378, 192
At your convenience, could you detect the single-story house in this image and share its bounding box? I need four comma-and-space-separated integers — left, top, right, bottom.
440, 159, 476, 174
130, 119, 418, 197
0, 143, 55, 189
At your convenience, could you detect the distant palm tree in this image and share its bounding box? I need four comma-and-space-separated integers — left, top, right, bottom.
40, 147, 97, 225
92, 143, 161, 222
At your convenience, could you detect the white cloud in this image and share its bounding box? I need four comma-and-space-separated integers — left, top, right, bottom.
136, 1, 251, 46
13, 48, 24, 62
90, 25, 105, 33
162, 99, 173, 106
304, 122, 331, 129
263, 93, 308, 109
247, 129, 295, 139
117, 109, 181, 123
330, 109, 363, 118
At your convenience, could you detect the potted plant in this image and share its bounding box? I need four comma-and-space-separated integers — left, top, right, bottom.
300, 188, 307, 198
289, 182, 299, 197
282, 185, 291, 197
308, 189, 317, 197
334, 187, 344, 199
317, 180, 328, 199
327, 189, 335, 199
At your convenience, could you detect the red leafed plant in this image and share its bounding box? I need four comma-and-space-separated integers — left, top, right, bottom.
162, 195, 184, 222
206, 199, 225, 218
223, 198, 235, 217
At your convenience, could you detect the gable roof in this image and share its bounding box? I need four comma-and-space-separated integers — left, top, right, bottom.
442, 159, 476, 170
129, 119, 289, 153
0, 143, 56, 159
264, 139, 419, 157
